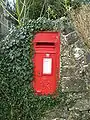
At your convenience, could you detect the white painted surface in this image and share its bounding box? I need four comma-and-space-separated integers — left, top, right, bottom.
43, 58, 52, 74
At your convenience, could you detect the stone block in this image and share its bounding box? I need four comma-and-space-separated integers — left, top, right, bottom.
70, 99, 90, 111
61, 46, 72, 57
62, 57, 76, 66
81, 111, 90, 120
66, 91, 90, 101
61, 66, 76, 77
41, 107, 70, 120
65, 31, 79, 45
86, 52, 90, 63
61, 77, 87, 92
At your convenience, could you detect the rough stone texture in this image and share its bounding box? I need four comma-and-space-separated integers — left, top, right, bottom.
72, 99, 90, 111
61, 37, 90, 91
41, 20, 90, 120
61, 77, 87, 92
64, 31, 79, 45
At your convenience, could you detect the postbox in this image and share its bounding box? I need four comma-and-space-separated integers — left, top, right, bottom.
32, 31, 60, 95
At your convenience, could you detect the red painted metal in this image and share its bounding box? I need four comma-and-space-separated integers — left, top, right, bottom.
32, 31, 60, 95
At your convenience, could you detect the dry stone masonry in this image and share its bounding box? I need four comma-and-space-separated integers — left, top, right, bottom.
42, 23, 90, 120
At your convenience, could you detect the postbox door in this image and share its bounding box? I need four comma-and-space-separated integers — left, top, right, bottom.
34, 53, 57, 95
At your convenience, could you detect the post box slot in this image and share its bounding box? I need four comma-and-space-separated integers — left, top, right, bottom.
36, 42, 55, 47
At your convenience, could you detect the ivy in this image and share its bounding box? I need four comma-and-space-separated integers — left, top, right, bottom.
0, 17, 66, 120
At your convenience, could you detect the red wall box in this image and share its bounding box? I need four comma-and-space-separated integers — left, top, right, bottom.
32, 31, 60, 95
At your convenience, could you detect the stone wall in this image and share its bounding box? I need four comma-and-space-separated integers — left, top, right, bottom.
61, 31, 90, 92
0, 0, 11, 38
41, 18, 90, 120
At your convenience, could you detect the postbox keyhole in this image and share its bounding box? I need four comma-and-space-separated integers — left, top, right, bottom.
38, 72, 41, 76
